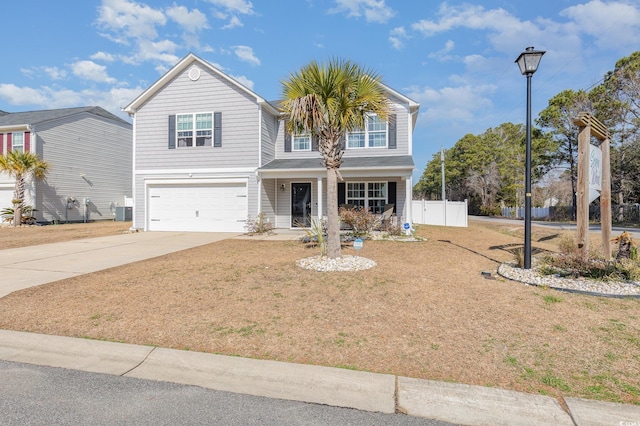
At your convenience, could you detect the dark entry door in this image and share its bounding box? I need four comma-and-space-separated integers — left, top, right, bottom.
291, 183, 311, 227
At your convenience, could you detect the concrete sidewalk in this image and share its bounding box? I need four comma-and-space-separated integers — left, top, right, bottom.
0, 330, 638, 425
0, 231, 639, 425
0, 231, 237, 298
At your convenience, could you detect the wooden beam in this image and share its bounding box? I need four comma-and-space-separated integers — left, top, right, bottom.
576, 125, 590, 259
601, 136, 612, 259
573, 112, 610, 141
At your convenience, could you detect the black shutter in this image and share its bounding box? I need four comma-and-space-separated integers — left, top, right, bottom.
388, 114, 396, 149
213, 112, 222, 147
388, 181, 396, 212
312, 134, 319, 151
168, 115, 176, 149
339, 134, 346, 150
284, 120, 292, 152
338, 182, 346, 206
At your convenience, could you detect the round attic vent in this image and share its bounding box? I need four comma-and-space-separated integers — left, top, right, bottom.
188, 67, 201, 81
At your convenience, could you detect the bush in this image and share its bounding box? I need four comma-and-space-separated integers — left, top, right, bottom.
339, 206, 380, 237
1, 205, 38, 224
244, 213, 274, 235
538, 233, 640, 282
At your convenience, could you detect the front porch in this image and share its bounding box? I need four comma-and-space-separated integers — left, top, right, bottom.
256, 156, 414, 229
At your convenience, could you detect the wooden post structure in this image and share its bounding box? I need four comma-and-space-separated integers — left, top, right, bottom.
573, 112, 612, 259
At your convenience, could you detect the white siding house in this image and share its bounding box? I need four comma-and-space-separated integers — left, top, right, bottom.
124, 53, 420, 232
0, 107, 132, 223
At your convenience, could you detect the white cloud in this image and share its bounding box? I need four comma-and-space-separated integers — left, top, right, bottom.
43, 66, 68, 80
96, 0, 166, 41
0, 84, 51, 106
330, 0, 395, 24
0, 83, 141, 119
389, 26, 409, 50
429, 40, 455, 61
90, 52, 116, 62
206, 0, 254, 29
71, 60, 117, 84
231, 75, 255, 90
233, 45, 260, 66
166, 5, 208, 33
221, 15, 243, 29
561, 0, 640, 50
206, 0, 254, 15
406, 83, 496, 124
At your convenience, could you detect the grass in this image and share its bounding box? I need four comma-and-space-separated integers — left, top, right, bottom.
0, 219, 639, 405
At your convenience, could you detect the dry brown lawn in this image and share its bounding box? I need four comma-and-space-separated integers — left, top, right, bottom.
0, 221, 131, 249
0, 220, 639, 406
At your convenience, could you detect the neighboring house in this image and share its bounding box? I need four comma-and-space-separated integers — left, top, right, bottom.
123, 53, 419, 232
0, 106, 132, 223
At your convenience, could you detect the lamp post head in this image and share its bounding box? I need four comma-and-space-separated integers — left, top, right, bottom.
515, 46, 545, 76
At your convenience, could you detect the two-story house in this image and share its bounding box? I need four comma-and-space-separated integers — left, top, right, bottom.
0, 106, 132, 223
124, 53, 419, 232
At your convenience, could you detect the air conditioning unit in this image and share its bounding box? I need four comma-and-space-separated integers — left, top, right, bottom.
115, 206, 132, 221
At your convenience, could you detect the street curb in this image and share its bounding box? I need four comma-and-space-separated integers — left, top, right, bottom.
1, 330, 639, 425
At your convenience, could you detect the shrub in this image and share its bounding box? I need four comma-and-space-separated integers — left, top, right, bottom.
302, 217, 328, 257
244, 213, 274, 235
339, 206, 380, 237
1, 205, 38, 224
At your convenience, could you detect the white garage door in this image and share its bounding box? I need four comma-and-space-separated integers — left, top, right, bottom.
147, 182, 248, 232
0, 187, 14, 212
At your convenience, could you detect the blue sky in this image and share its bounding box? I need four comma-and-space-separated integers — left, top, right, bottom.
1, 0, 639, 181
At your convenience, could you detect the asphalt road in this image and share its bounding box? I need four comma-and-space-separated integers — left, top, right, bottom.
0, 360, 454, 426
469, 215, 640, 239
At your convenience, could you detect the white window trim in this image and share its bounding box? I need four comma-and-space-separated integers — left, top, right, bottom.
346, 181, 388, 213
346, 115, 387, 150
12, 131, 24, 152
176, 112, 213, 148
292, 133, 311, 152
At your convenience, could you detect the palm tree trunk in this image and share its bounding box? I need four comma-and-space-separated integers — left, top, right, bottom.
326, 167, 342, 259
12, 175, 25, 227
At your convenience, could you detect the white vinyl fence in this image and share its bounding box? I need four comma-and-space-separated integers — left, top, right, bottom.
412, 199, 468, 227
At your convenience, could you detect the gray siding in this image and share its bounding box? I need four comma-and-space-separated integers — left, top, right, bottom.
261, 111, 277, 165
273, 99, 411, 160
135, 64, 260, 170
33, 113, 132, 222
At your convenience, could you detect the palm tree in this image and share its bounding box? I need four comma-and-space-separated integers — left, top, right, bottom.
0, 150, 49, 226
281, 59, 389, 259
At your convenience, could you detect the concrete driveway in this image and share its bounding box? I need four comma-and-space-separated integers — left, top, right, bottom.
0, 231, 237, 298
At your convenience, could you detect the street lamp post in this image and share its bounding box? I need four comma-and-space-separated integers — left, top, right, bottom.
515, 46, 545, 269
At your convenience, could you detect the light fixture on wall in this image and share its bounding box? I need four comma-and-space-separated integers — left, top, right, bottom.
280, 183, 286, 192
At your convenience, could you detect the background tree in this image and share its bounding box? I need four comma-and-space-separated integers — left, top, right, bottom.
0, 150, 49, 226
280, 59, 389, 259
414, 122, 555, 214
536, 89, 594, 219
595, 51, 640, 206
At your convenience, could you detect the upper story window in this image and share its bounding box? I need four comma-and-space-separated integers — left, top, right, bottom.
12, 132, 24, 153
177, 113, 212, 147
293, 134, 311, 151
346, 115, 387, 149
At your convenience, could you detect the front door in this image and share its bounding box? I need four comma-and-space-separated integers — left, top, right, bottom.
291, 182, 311, 227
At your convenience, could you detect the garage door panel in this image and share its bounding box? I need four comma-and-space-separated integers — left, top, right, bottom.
147, 183, 248, 232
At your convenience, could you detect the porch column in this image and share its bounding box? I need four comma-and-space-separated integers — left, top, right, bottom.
405, 176, 413, 224
317, 177, 323, 220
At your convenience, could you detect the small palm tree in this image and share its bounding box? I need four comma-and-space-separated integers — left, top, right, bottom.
0, 150, 49, 226
281, 59, 389, 259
